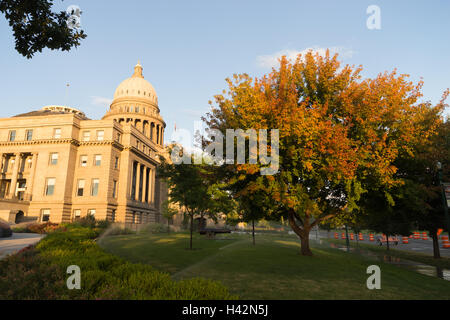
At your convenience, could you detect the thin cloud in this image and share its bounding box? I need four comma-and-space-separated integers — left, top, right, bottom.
256, 46, 355, 69
91, 96, 113, 108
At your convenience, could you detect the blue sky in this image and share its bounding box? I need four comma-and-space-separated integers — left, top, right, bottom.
0, 0, 449, 142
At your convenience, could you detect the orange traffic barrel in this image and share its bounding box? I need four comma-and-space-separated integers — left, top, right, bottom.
422, 232, 428, 240
369, 234, 374, 241
334, 232, 339, 239
402, 236, 409, 244
414, 232, 420, 239
341, 232, 345, 239
350, 233, 354, 240
442, 235, 450, 249
359, 233, 364, 241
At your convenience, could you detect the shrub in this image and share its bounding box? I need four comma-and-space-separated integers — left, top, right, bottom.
0, 222, 13, 237
257, 219, 271, 229
73, 215, 97, 228
0, 224, 236, 300
26, 222, 60, 234
11, 226, 27, 233
139, 223, 168, 234
106, 226, 135, 236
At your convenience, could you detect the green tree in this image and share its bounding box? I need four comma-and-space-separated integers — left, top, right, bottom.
359, 181, 418, 250
237, 193, 267, 245
391, 119, 450, 258
0, 0, 87, 58
203, 51, 447, 255
161, 200, 178, 234
157, 146, 234, 249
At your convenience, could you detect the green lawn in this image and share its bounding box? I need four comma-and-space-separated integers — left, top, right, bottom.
99, 231, 450, 300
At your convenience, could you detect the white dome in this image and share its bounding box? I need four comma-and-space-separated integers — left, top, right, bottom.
113, 62, 158, 106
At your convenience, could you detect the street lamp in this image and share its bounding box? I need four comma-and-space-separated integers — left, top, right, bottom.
437, 162, 450, 238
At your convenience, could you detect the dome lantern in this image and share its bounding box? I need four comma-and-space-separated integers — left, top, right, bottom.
132, 61, 144, 78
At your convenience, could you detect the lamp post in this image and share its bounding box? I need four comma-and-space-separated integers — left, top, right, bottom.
437, 162, 450, 237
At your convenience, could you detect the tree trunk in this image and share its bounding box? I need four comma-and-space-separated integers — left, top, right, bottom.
252, 219, 255, 246
288, 208, 313, 256
167, 219, 170, 234
386, 234, 390, 251
300, 235, 313, 256
432, 232, 441, 259
189, 214, 193, 250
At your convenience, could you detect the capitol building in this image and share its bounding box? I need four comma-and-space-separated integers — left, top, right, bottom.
0, 62, 167, 225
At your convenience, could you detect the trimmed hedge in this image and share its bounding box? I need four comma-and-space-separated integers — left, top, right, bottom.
0, 224, 236, 300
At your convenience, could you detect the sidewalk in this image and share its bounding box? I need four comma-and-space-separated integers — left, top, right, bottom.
0, 233, 45, 260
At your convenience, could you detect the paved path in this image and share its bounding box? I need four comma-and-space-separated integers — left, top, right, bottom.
313, 231, 450, 258
0, 233, 45, 260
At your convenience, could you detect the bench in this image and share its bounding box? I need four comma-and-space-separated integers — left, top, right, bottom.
199, 228, 231, 239
376, 236, 399, 246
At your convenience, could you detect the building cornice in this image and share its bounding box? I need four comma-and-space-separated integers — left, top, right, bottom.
0, 139, 124, 150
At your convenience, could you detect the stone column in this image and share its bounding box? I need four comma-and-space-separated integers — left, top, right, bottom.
142, 166, 147, 203
156, 125, 160, 145
26, 153, 38, 201
135, 162, 141, 201
150, 168, 156, 204
8, 153, 20, 198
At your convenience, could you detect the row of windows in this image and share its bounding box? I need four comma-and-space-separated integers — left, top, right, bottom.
41, 208, 111, 222
81, 130, 105, 142
74, 178, 100, 197
47, 153, 119, 169
7, 128, 107, 142
8, 129, 34, 141
44, 178, 118, 198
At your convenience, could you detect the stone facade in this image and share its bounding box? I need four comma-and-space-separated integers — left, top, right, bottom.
0, 63, 167, 224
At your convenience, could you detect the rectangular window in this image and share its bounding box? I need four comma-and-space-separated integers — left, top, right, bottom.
53, 128, 61, 139
94, 154, 102, 166
8, 130, 16, 142
96, 130, 104, 141
116, 133, 121, 143
49, 153, 58, 165
114, 156, 119, 169
113, 180, 117, 198
25, 129, 33, 141
73, 209, 81, 221
80, 155, 88, 167
45, 178, 55, 196
41, 209, 51, 222
111, 209, 116, 222
91, 178, 99, 196
82, 131, 91, 141
77, 179, 85, 196
87, 209, 96, 218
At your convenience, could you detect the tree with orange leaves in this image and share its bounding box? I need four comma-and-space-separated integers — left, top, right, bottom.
203, 50, 448, 256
